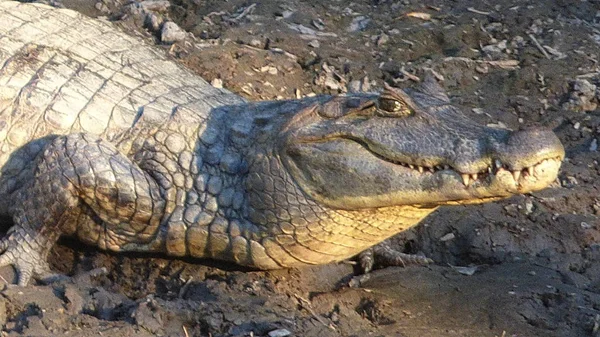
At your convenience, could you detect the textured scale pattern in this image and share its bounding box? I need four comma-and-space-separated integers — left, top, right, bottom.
0, 1, 564, 285
0, 2, 430, 276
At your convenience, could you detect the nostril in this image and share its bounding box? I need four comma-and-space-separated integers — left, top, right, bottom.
497, 127, 565, 169
508, 127, 559, 146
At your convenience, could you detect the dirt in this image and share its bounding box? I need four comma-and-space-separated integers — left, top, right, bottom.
1, 0, 600, 336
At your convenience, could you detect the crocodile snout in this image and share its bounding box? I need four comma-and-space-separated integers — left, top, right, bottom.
495, 127, 565, 170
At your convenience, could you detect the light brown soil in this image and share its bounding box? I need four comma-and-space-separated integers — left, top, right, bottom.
1, 0, 599, 336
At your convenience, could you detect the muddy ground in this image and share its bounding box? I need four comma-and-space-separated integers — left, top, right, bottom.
1, 0, 600, 336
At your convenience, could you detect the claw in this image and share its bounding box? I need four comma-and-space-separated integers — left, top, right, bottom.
359, 241, 434, 274
0, 235, 54, 286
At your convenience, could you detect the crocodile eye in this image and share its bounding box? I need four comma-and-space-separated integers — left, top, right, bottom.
377, 97, 413, 117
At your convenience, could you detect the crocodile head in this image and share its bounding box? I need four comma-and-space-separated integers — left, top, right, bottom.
279, 77, 564, 210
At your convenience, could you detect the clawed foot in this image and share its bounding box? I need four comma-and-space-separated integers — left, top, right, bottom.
0, 230, 57, 286
358, 240, 433, 274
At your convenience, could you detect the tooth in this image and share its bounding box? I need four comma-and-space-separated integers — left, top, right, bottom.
418, 166, 424, 173
461, 173, 470, 186
527, 166, 534, 176
471, 173, 478, 181
488, 167, 492, 174
409, 164, 415, 169
495, 160, 502, 168
428, 167, 435, 173
512, 170, 521, 181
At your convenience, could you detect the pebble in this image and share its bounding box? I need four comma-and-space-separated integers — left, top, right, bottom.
347, 16, 370, 32
376, 33, 389, 46
440, 233, 455, 242
268, 329, 292, 337
591, 138, 598, 151
94, 1, 110, 14
145, 12, 162, 32
249, 39, 263, 48
211, 78, 223, 88
280, 10, 294, 19
312, 18, 325, 31
308, 40, 320, 48
161, 21, 187, 44
524, 200, 534, 215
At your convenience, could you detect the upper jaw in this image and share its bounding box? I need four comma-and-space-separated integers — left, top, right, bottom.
392, 156, 563, 194
282, 138, 563, 210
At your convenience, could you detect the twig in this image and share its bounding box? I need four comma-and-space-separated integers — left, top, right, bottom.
178, 276, 194, 298
486, 60, 520, 69
467, 7, 490, 15
400, 67, 421, 82
182, 325, 190, 337
442, 57, 520, 69
230, 3, 256, 22
576, 72, 600, 79
528, 34, 551, 59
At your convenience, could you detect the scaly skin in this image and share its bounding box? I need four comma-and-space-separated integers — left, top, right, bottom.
0, 1, 565, 285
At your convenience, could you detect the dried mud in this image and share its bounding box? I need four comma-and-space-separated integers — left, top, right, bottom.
1, 0, 600, 336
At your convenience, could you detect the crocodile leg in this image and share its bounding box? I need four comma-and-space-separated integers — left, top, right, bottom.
358, 241, 433, 273
0, 133, 166, 286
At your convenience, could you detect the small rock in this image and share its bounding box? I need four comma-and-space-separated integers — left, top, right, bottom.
268, 329, 292, 337
280, 10, 294, 19
287, 23, 317, 35
504, 204, 518, 216
450, 265, 478, 276
563, 176, 578, 187
475, 64, 489, 74
573, 122, 580, 130
376, 33, 389, 46
348, 77, 371, 93
563, 79, 598, 112
127, 0, 170, 16
308, 40, 320, 48
145, 12, 162, 32
590, 138, 598, 151
260, 65, 278, 75
347, 16, 370, 32
524, 200, 534, 215
211, 78, 223, 88
249, 39, 263, 48
94, 1, 110, 14
440, 233, 455, 242
161, 21, 187, 44
312, 18, 325, 31
574, 78, 596, 95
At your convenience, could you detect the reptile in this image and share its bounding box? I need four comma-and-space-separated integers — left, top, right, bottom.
0, 1, 564, 286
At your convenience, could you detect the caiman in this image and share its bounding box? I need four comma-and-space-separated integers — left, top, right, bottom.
0, 1, 564, 285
